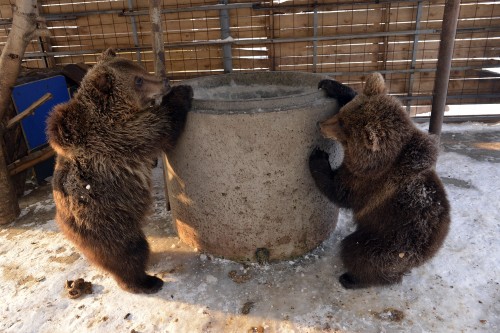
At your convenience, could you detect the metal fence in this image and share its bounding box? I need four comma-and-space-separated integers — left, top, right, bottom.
1, 0, 499, 116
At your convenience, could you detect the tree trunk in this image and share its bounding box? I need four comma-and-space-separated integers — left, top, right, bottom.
0, 0, 40, 224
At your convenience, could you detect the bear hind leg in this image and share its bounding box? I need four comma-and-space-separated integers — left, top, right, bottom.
339, 230, 406, 289
65, 224, 164, 294
103, 236, 164, 294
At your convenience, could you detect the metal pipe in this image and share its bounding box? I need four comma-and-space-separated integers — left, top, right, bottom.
413, 114, 500, 123
11, 23, 500, 55
253, 0, 426, 12
406, 0, 423, 113
16, 28, 441, 54
323, 64, 500, 76
312, 2, 318, 73
219, 0, 233, 73
429, 0, 461, 137
128, 0, 142, 64
398, 93, 500, 101
0, 0, 425, 24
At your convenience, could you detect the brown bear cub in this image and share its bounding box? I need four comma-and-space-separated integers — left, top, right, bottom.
310, 73, 451, 289
47, 49, 193, 293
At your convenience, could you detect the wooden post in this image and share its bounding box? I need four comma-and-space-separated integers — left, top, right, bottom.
0, 0, 45, 224
149, 0, 167, 78
37, 0, 56, 68
149, 0, 170, 210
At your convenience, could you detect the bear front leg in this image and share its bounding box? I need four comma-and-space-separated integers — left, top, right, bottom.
160, 85, 193, 152
309, 148, 351, 208
318, 79, 357, 107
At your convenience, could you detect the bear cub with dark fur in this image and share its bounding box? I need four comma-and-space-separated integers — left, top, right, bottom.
47, 49, 193, 293
310, 73, 451, 289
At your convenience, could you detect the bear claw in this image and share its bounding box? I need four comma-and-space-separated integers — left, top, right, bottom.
310, 148, 329, 161
339, 273, 359, 289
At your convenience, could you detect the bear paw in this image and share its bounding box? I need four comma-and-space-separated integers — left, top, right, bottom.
309, 148, 331, 173
162, 85, 193, 110
339, 273, 360, 289
318, 79, 357, 106
310, 147, 329, 161
141, 275, 164, 294
119, 275, 164, 294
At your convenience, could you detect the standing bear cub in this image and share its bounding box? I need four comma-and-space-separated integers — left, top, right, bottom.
47, 49, 193, 293
310, 73, 450, 289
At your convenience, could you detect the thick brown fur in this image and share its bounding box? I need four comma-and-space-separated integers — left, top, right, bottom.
310, 73, 451, 289
47, 48, 193, 293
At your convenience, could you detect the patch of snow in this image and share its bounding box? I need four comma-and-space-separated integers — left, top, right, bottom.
0, 123, 498, 333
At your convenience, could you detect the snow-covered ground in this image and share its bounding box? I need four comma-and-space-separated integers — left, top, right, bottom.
1, 122, 499, 333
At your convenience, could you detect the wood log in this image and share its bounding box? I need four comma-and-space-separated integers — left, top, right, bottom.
6, 92, 53, 129
7, 146, 55, 176
0, 0, 41, 224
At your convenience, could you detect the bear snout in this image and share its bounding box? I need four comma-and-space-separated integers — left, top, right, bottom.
319, 117, 345, 142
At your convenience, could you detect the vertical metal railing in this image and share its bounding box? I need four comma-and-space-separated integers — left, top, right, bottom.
128, 0, 142, 64
406, 0, 423, 114
220, 0, 233, 73
312, 2, 319, 73
429, 0, 461, 137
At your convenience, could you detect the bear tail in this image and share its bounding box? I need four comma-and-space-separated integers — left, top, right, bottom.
363, 72, 386, 97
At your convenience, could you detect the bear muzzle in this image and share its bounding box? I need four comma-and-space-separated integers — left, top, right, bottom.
318, 117, 345, 142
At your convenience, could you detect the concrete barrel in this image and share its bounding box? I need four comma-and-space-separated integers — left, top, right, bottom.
166, 72, 341, 262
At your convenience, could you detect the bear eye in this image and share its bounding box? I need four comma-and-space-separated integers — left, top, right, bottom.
338, 119, 345, 128
134, 76, 144, 87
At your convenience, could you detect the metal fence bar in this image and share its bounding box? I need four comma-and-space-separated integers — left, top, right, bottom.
398, 93, 500, 101
413, 115, 500, 123
0, 0, 428, 25
128, 0, 142, 64
253, 0, 426, 11
323, 65, 500, 76
429, 0, 461, 137
220, 0, 233, 73
312, 3, 319, 73
406, 0, 424, 113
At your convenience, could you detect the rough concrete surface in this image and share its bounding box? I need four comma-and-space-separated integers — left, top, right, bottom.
167, 72, 341, 261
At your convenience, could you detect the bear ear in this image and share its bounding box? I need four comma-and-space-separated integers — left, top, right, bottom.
362, 124, 381, 152
99, 48, 117, 62
92, 69, 114, 95
363, 73, 386, 97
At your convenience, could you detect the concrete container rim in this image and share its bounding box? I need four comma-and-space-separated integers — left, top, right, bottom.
181, 71, 331, 114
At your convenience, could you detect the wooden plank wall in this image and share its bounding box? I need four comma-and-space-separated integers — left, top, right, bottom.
1, 0, 499, 114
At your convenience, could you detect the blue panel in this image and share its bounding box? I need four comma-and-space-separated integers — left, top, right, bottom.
11, 75, 70, 150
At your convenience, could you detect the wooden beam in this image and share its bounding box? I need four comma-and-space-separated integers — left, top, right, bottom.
149, 0, 171, 211
7, 146, 55, 176
6, 93, 53, 129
